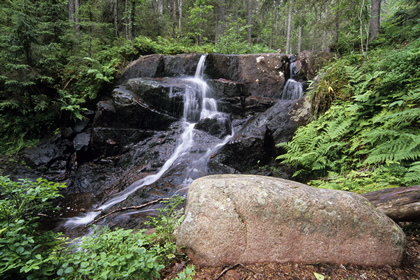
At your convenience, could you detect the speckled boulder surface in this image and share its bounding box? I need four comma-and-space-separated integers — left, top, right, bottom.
176, 174, 406, 267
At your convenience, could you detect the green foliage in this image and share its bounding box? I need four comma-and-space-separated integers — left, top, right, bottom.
380, 1, 420, 45
187, 0, 214, 45
174, 265, 196, 280
0, 176, 65, 279
146, 195, 186, 265
0, 179, 191, 280
55, 195, 187, 280
308, 165, 407, 194
277, 40, 420, 190
56, 226, 164, 280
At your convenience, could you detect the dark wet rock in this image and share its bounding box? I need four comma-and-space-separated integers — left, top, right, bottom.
207, 78, 245, 99
62, 127, 74, 138
117, 54, 164, 84
90, 128, 155, 158
92, 87, 177, 131
206, 53, 289, 99
209, 97, 311, 173
73, 118, 90, 133
126, 78, 185, 118
161, 54, 203, 77
194, 115, 232, 139
21, 133, 72, 169
73, 132, 91, 152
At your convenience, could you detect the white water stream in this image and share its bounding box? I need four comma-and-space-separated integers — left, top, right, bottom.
64, 54, 231, 229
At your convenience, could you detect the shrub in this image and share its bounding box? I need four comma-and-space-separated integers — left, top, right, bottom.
0, 176, 65, 279
55, 227, 164, 280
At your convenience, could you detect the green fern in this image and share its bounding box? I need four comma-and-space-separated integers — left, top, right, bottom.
364, 133, 420, 164
404, 161, 420, 184
376, 108, 420, 128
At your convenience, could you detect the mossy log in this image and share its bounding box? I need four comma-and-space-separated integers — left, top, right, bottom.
363, 186, 420, 222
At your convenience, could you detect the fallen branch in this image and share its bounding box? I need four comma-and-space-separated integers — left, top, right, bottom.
214, 263, 261, 280
363, 186, 420, 222
81, 197, 169, 231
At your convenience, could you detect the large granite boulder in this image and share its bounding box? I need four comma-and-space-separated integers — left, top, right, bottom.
176, 174, 406, 267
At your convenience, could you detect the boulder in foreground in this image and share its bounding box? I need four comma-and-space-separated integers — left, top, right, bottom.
176, 174, 406, 267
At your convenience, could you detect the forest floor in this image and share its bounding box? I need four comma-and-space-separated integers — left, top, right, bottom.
162, 223, 420, 280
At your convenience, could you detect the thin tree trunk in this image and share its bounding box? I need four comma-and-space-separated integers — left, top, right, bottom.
124, 0, 131, 40
322, 4, 329, 51
178, 0, 182, 33
216, 0, 225, 42
74, 0, 80, 31
69, 0, 75, 22
369, 0, 381, 42
131, 0, 136, 39
359, 0, 366, 54
286, 0, 293, 54
271, 6, 279, 50
247, 0, 253, 45
114, 0, 119, 37
333, 7, 340, 48
297, 24, 302, 53
173, 0, 177, 35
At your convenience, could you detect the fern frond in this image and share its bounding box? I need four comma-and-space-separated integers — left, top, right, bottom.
404, 161, 420, 184
376, 108, 420, 127
365, 134, 420, 164
325, 119, 353, 140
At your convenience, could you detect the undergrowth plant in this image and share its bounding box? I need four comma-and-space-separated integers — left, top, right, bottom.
55, 227, 164, 280
0, 177, 193, 280
0, 176, 65, 279
146, 195, 186, 265
277, 40, 420, 192
56, 195, 189, 280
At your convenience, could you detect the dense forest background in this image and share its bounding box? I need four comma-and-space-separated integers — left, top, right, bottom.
0, 0, 418, 181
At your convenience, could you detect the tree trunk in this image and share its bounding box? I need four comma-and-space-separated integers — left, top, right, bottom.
131, 0, 136, 39
363, 186, 420, 222
215, 0, 225, 42
75, 0, 80, 31
114, 0, 119, 37
297, 24, 302, 53
286, 0, 292, 54
359, 0, 366, 54
124, 0, 132, 40
69, 0, 75, 22
369, 0, 381, 42
333, 7, 340, 48
247, 0, 253, 45
178, 0, 183, 33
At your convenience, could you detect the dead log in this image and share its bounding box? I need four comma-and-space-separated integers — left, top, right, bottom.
363, 186, 420, 222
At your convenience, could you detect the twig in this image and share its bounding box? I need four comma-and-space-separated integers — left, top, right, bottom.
214, 263, 261, 280
80, 197, 169, 231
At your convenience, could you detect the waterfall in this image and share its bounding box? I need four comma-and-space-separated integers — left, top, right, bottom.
64, 54, 230, 229
280, 55, 304, 100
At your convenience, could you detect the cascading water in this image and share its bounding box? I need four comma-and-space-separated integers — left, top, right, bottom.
63, 54, 231, 230
280, 55, 304, 100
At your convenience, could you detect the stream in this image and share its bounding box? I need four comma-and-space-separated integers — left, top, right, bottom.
63, 55, 233, 232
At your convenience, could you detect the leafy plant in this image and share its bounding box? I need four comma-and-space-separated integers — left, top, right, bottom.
56, 226, 164, 280
0, 176, 65, 279
146, 195, 186, 265
174, 265, 196, 280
